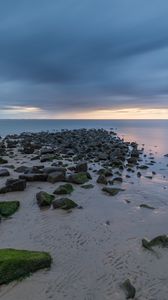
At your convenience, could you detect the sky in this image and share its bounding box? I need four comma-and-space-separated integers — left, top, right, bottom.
0, 0, 168, 119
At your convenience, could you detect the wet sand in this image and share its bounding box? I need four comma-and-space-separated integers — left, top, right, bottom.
0, 136, 168, 299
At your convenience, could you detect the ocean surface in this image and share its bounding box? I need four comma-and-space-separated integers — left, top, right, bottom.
0, 119, 168, 156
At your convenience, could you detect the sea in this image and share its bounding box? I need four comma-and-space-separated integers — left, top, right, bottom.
0, 119, 167, 156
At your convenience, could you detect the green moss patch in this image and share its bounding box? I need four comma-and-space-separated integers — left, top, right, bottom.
36, 191, 55, 207
102, 187, 125, 196
0, 248, 52, 284
0, 201, 20, 217
53, 198, 78, 210
69, 172, 89, 184
54, 183, 74, 195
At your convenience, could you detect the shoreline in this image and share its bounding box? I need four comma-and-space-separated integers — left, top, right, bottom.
0, 128, 168, 299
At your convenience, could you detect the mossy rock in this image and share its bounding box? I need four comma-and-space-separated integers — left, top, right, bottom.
102, 187, 125, 196
0, 248, 52, 284
36, 191, 55, 207
81, 184, 94, 189
53, 198, 78, 210
0, 158, 8, 164
0, 201, 20, 217
69, 172, 89, 184
54, 184, 74, 195
142, 235, 168, 250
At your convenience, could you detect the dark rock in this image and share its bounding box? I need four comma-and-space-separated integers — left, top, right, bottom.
53, 198, 78, 210
122, 279, 136, 299
81, 184, 94, 189
140, 204, 155, 209
19, 174, 48, 182
75, 161, 87, 173
0, 169, 10, 177
68, 172, 89, 184
36, 191, 55, 207
142, 235, 168, 250
97, 175, 108, 185
102, 187, 125, 196
0, 158, 8, 164
47, 172, 65, 183
137, 172, 141, 177
54, 183, 74, 195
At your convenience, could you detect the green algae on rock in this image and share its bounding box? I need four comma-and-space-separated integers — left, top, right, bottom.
53, 197, 78, 210
54, 183, 74, 195
142, 235, 168, 250
0, 201, 20, 217
68, 172, 89, 184
102, 187, 125, 196
36, 191, 55, 207
0, 248, 52, 284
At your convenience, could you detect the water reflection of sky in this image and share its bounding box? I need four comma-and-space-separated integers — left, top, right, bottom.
118, 125, 168, 157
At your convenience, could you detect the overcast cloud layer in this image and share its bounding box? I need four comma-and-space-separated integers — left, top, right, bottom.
0, 0, 168, 116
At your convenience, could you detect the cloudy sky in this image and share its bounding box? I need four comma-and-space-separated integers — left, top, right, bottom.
0, 0, 168, 119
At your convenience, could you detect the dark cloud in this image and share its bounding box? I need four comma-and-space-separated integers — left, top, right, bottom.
0, 0, 168, 115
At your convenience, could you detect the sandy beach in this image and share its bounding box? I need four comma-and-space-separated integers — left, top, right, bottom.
0, 129, 168, 300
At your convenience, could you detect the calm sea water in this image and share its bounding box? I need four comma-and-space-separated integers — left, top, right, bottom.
0, 119, 167, 156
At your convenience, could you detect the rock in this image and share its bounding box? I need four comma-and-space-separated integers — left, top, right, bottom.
0, 201, 20, 217
0, 179, 27, 193
127, 157, 137, 164
53, 198, 78, 210
0, 169, 10, 177
145, 176, 153, 179
137, 172, 141, 177
19, 174, 48, 182
47, 172, 65, 183
75, 161, 87, 172
81, 184, 94, 189
97, 168, 113, 177
112, 177, 123, 183
43, 167, 66, 175
0, 249, 52, 284
0, 158, 8, 164
102, 187, 124, 196
36, 191, 55, 207
54, 183, 74, 195
140, 204, 155, 209
68, 172, 89, 184
138, 165, 149, 170
142, 235, 168, 250
15, 166, 30, 173
122, 279, 136, 299
97, 175, 108, 185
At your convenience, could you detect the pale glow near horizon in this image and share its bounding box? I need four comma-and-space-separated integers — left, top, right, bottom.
55, 108, 168, 120
0, 106, 168, 119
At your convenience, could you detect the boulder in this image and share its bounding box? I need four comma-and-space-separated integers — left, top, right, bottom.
53, 198, 77, 210
0, 169, 10, 177
0, 249, 52, 284
0, 201, 20, 217
68, 172, 89, 184
97, 175, 108, 185
54, 183, 74, 195
75, 161, 87, 173
36, 191, 55, 207
47, 172, 65, 183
